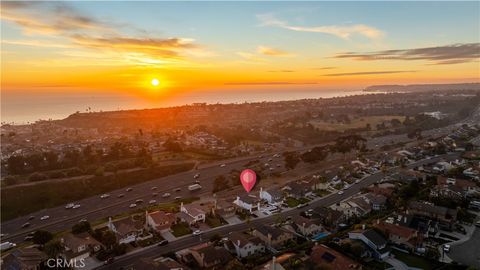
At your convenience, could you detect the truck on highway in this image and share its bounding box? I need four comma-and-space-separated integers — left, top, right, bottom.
0, 242, 16, 251
188, 184, 202, 191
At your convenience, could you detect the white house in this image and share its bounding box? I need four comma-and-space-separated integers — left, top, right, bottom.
348, 229, 390, 259
107, 217, 144, 244
234, 194, 260, 213
228, 232, 265, 258
178, 202, 206, 224
259, 187, 284, 206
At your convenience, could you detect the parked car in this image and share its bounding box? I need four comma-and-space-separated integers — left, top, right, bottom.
338, 191, 344, 195
443, 244, 451, 253
192, 230, 202, 236
157, 240, 169, 246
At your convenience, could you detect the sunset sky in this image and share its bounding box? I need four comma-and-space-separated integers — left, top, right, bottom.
1, 1, 480, 122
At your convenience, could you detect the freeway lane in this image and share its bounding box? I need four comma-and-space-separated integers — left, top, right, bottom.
97, 153, 460, 270
1, 148, 299, 244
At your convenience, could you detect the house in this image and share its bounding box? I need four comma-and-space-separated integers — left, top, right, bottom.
364, 193, 387, 211
61, 232, 103, 261
227, 231, 265, 258
128, 257, 189, 270
234, 194, 260, 213
283, 181, 312, 199
348, 229, 390, 259
407, 201, 457, 224
259, 187, 284, 206
215, 200, 236, 218
374, 222, 423, 250
253, 225, 294, 249
263, 256, 286, 270
1, 247, 47, 270
291, 215, 323, 237
436, 176, 478, 196
332, 196, 372, 218
176, 202, 206, 225
107, 216, 144, 244
310, 244, 362, 269
312, 207, 347, 230
145, 210, 176, 233
190, 244, 232, 268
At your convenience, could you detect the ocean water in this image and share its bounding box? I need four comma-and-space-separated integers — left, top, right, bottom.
1, 88, 366, 124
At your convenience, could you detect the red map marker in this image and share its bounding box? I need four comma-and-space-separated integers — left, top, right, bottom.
240, 169, 256, 193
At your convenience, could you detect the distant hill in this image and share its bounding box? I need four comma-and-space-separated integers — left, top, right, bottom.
364, 83, 480, 92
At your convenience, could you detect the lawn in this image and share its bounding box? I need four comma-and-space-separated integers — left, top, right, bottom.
392, 250, 435, 270
285, 197, 300, 207
314, 189, 330, 197
205, 214, 227, 228
171, 222, 192, 237
309, 115, 405, 132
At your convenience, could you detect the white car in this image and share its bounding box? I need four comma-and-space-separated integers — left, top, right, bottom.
65, 203, 74, 209
192, 230, 202, 236
149, 199, 157, 204
338, 191, 344, 195
129, 203, 137, 208
220, 164, 226, 167
40, 215, 50, 220
354, 179, 360, 184
443, 244, 450, 253
126, 187, 133, 192
194, 173, 200, 179
151, 186, 158, 190
72, 204, 81, 209
100, 194, 110, 199
162, 193, 171, 198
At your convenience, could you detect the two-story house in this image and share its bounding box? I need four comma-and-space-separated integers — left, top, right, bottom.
227, 231, 265, 258
107, 216, 144, 244
61, 232, 104, 261
253, 225, 294, 250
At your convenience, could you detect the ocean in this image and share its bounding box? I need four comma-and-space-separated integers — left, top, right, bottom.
1, 88, 367, 124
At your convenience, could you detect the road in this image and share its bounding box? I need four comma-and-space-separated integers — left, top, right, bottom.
1, 152, 290, 244
3, 106, 476, 245
97, 153, 459, 270
448, 226, 480, 268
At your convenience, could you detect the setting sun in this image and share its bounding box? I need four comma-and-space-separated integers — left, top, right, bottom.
151, 78, 159, 86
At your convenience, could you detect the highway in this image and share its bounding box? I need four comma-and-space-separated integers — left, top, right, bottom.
1, 153, 288, 244
2, 106, 476, 246
97, 153, 460, 270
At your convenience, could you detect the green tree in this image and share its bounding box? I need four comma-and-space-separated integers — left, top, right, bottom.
44, 240, 63, 258
72, 221, 91, 234
101, 231, 117, 249
32, 230, 53, 245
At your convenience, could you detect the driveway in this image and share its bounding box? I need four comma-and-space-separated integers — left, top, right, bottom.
224, 215, 242, 225
160, 231, 177, 242
448, 226, 480, 268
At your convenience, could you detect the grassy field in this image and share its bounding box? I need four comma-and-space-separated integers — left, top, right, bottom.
309, 115, 406, 132
1, 163, 194, 221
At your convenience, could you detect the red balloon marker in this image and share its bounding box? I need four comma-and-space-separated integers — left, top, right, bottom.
240, 169, 256, 193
